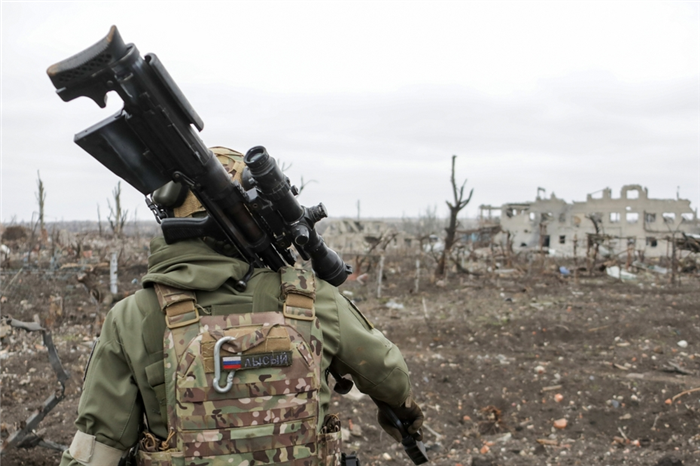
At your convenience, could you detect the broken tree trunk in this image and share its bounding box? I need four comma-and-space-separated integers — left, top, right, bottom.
414, 259, 420, 293
376, 254, 384, 298
436, 155, 473, 277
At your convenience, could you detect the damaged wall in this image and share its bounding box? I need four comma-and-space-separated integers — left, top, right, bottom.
479, 185, 699, 258
318, 218, 420, 254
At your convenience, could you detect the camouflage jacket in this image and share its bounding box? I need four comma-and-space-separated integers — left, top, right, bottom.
60, 237, 412, 465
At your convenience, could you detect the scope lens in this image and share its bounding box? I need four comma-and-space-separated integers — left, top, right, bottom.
244, 146, 268, 169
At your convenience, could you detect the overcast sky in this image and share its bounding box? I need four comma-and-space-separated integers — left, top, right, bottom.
2, 2, 699, 224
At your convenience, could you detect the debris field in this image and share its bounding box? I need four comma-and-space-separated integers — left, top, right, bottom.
1, 232, 699, 466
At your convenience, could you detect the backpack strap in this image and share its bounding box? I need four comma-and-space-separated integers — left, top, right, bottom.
153, 283, 199, 329
150, 283, 199, 436
279, 266, 316, 321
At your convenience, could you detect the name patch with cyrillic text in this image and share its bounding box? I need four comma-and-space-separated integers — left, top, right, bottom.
221, 351, 293, 370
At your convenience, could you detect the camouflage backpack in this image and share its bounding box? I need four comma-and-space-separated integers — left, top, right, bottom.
137, 266, 341, 466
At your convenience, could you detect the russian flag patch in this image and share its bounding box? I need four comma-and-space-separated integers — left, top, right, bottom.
222, 356, 241, 370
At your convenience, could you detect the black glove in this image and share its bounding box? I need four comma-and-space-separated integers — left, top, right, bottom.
377, 395, 424, 442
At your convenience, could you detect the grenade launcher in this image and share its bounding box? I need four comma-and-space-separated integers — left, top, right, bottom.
47, 26, 351, 288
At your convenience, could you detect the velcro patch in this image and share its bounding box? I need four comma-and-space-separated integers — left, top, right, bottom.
222, 351, 293, 370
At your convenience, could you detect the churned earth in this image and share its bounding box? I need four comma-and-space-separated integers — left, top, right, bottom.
1, 250, 699, 466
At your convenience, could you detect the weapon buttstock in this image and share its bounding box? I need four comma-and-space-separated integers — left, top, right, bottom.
46, 25, 129, 107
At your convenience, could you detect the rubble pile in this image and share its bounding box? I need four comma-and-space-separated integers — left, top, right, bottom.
1, 225, 699, 465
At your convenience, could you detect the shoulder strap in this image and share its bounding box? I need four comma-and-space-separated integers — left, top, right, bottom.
153, 283, 200, 329
279, 266, 316, 321
150, 283, 200, 438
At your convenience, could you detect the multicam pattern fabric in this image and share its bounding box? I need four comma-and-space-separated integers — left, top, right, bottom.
155, 285, 199, 329
136, 450, 177, 466
317, 430, 342, 466
280, 267, 316, 322
174, 147, 246, 219
280, 267, 316, 301
149, 267, 339, 466
139, 447, 323, 466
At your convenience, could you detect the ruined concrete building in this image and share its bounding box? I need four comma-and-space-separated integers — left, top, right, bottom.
479, 185, 699, 257
318, 219, 417, 255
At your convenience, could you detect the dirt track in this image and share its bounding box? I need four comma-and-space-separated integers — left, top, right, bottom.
1, 248, 699, 466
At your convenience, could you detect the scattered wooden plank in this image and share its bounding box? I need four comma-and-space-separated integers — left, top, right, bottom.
541, 385, 563, 392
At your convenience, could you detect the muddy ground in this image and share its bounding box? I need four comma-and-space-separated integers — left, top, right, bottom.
1, 236, 699, 466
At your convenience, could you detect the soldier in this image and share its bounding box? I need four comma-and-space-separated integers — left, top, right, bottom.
60, 148, 423, 466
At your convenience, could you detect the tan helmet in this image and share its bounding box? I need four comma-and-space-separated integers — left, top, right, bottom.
168, 146, 246, 218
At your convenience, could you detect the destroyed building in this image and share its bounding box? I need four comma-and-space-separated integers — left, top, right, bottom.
318, 218, 419, 255
478, 185, 699, 257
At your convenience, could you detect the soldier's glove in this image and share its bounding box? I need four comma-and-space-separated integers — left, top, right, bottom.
377, 395, 424, 442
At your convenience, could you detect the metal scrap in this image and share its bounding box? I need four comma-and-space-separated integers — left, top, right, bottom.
0, 316, 70, 454
672, 233, 700, 253
0, 267, 24, 297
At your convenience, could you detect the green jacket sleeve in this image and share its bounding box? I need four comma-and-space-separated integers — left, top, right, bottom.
59, 450, 79, 466
317, 281, 412, 407
59, 302, 144, 465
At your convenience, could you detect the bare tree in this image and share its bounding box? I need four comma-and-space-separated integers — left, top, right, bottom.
402, 205, 441, 246
354, 230, 399, 274
296, 176, 316, 195
436, 155, 473, 277
97, 204, 103, 236
277, 159, 315, 195
35, 170, 47, 236
108, 182, 128, 237
418, 205, 441, 251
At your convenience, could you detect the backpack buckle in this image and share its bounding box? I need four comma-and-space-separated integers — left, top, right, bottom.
165, 305, 200, 329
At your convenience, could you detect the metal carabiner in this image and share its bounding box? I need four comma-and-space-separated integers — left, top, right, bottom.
213, 336, 237, 393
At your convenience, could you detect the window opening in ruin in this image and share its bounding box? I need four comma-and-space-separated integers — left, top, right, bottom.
559, 235, 565, 244
529, 212, 536, 221
626, 212, 638, 223
626, 190, 639, 199
645, 213, 656, 223
681, 213, 694, 222
646, 237, 658, 247
541, 235, 550, 248
520, 242, 527, 247
609, 212, 620, 223
662, 212, 676, 223
559, 213, 566, 223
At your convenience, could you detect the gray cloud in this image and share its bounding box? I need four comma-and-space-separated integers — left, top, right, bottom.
2, 4, 698, 223
4, 72, 697, 222
184, 73, 698, 218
